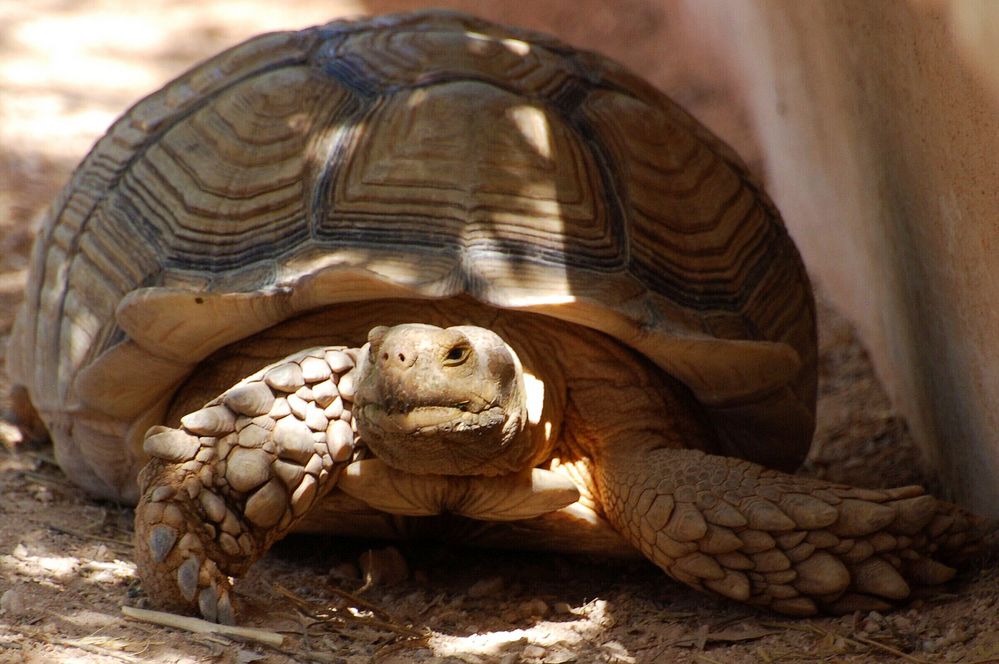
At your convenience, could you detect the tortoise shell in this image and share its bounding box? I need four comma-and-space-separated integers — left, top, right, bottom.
7, 10, 815, 501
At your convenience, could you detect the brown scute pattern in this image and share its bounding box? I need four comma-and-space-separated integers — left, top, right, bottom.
313, 23, 579, 100
8, 29, 319, 411
134, 346, 360, 621
600, 448, 984, 616
319, 81, 624, 272
8, 9, 814, 498
139, 67, 355, 269
581, 89, 812, 341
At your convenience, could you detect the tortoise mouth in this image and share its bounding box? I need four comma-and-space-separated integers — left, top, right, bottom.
356, 403, 506, 437
353, 402, 514, 476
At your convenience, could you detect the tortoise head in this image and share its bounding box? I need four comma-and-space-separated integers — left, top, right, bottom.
353, 323, 536, 476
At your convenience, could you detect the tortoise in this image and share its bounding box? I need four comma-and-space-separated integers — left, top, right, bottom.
6, 10, 982, 623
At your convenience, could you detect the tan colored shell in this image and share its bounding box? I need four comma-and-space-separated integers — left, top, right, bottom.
6, 10, 815, 502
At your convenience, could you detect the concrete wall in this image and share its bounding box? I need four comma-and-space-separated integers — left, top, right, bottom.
682, 0, 999, 513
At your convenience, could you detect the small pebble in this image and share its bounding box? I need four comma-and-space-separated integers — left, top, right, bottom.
518, 598, 550, 619
1, 588, 25, 616
544, 648, 577, 664
329, 561, 359, 581
891, 615, 913, 631
521, 644, 546, 660
359, 546, 409, 585
601, 641, 632, 662
553, 601, 574, 615
500, 608, 521, 624
0, 421, 24, 447
859, 617, 880, 634
468, 576, 504, 598
941, 624, 970, 645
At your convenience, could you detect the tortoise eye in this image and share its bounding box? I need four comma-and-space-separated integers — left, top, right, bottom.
443, 345, 470, 366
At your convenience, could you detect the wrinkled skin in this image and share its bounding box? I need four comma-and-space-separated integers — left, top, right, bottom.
132, 315, 985, 623
354, 324, 539, 476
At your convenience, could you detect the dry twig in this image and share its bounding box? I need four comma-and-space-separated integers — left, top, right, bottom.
274, 583, 425, 640
46, 523, 133, 549
851, 633, 932, 663
7, 625, 142, 663
694, 655, 726, 664
121, 605, 284, 647
20, 469, 75, 491
322, 582, 394, 621
762, 621, 931, 664
21, 448, 59, 467
48, 636, 141, 663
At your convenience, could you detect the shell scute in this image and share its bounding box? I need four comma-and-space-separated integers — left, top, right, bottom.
8, 11, 815, 500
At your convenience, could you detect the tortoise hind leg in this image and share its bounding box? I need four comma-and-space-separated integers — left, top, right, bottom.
133, 347, 359, 622
5, 385, 49, 446
592, 443, 986, 615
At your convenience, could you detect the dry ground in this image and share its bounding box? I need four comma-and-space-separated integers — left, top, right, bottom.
1, 2, 997, 662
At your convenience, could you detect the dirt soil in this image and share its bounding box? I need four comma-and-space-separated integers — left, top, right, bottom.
1, 2, 997, 663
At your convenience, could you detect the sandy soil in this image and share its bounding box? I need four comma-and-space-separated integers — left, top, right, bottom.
1, 2, 997, 662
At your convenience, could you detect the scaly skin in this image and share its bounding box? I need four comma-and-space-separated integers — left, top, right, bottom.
134, 346, 360, 622
134, 323, 987, 622
592, 447, 982, 614
561, 362, 986, 616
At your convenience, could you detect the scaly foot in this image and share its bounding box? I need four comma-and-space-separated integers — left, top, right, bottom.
133, 347, 361, 622
599, 448, 988, 615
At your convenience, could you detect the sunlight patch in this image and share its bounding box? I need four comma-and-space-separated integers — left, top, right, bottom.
428, 599, 636, 663
4, 547, 78, 578
507, 106, 553, 160
3, 543, 135, 584
501, 38, 531, 56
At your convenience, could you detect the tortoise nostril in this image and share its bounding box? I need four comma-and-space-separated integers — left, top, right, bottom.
398, 353, 406, 362
382, 352, 389, 361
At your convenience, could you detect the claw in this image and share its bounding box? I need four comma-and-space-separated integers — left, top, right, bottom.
199, 587, 218, 622
150, 485, 176, 502
741, 497, 795, 531
148, 525, 178, 564
850, 557, 910, 600
177, 557, 200, 603
217, 591, 236, 625
135, 345, 361, 623
891, 495, 937, 535
181, 405, 236, 436
904, 556, 956, 585
779, 493, 838, 529
831, 499, 896, 537
793, 551, 850, 596
826, 592, 892, 614
144, 427, 201, 462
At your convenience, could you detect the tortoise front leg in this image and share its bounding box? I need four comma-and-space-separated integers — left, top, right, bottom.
133, 347, 361, 623
563, 377, 986, 615
593, 443, 986, 615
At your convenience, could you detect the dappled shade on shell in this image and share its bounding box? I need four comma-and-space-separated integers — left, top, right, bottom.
7, 10, 816, 503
